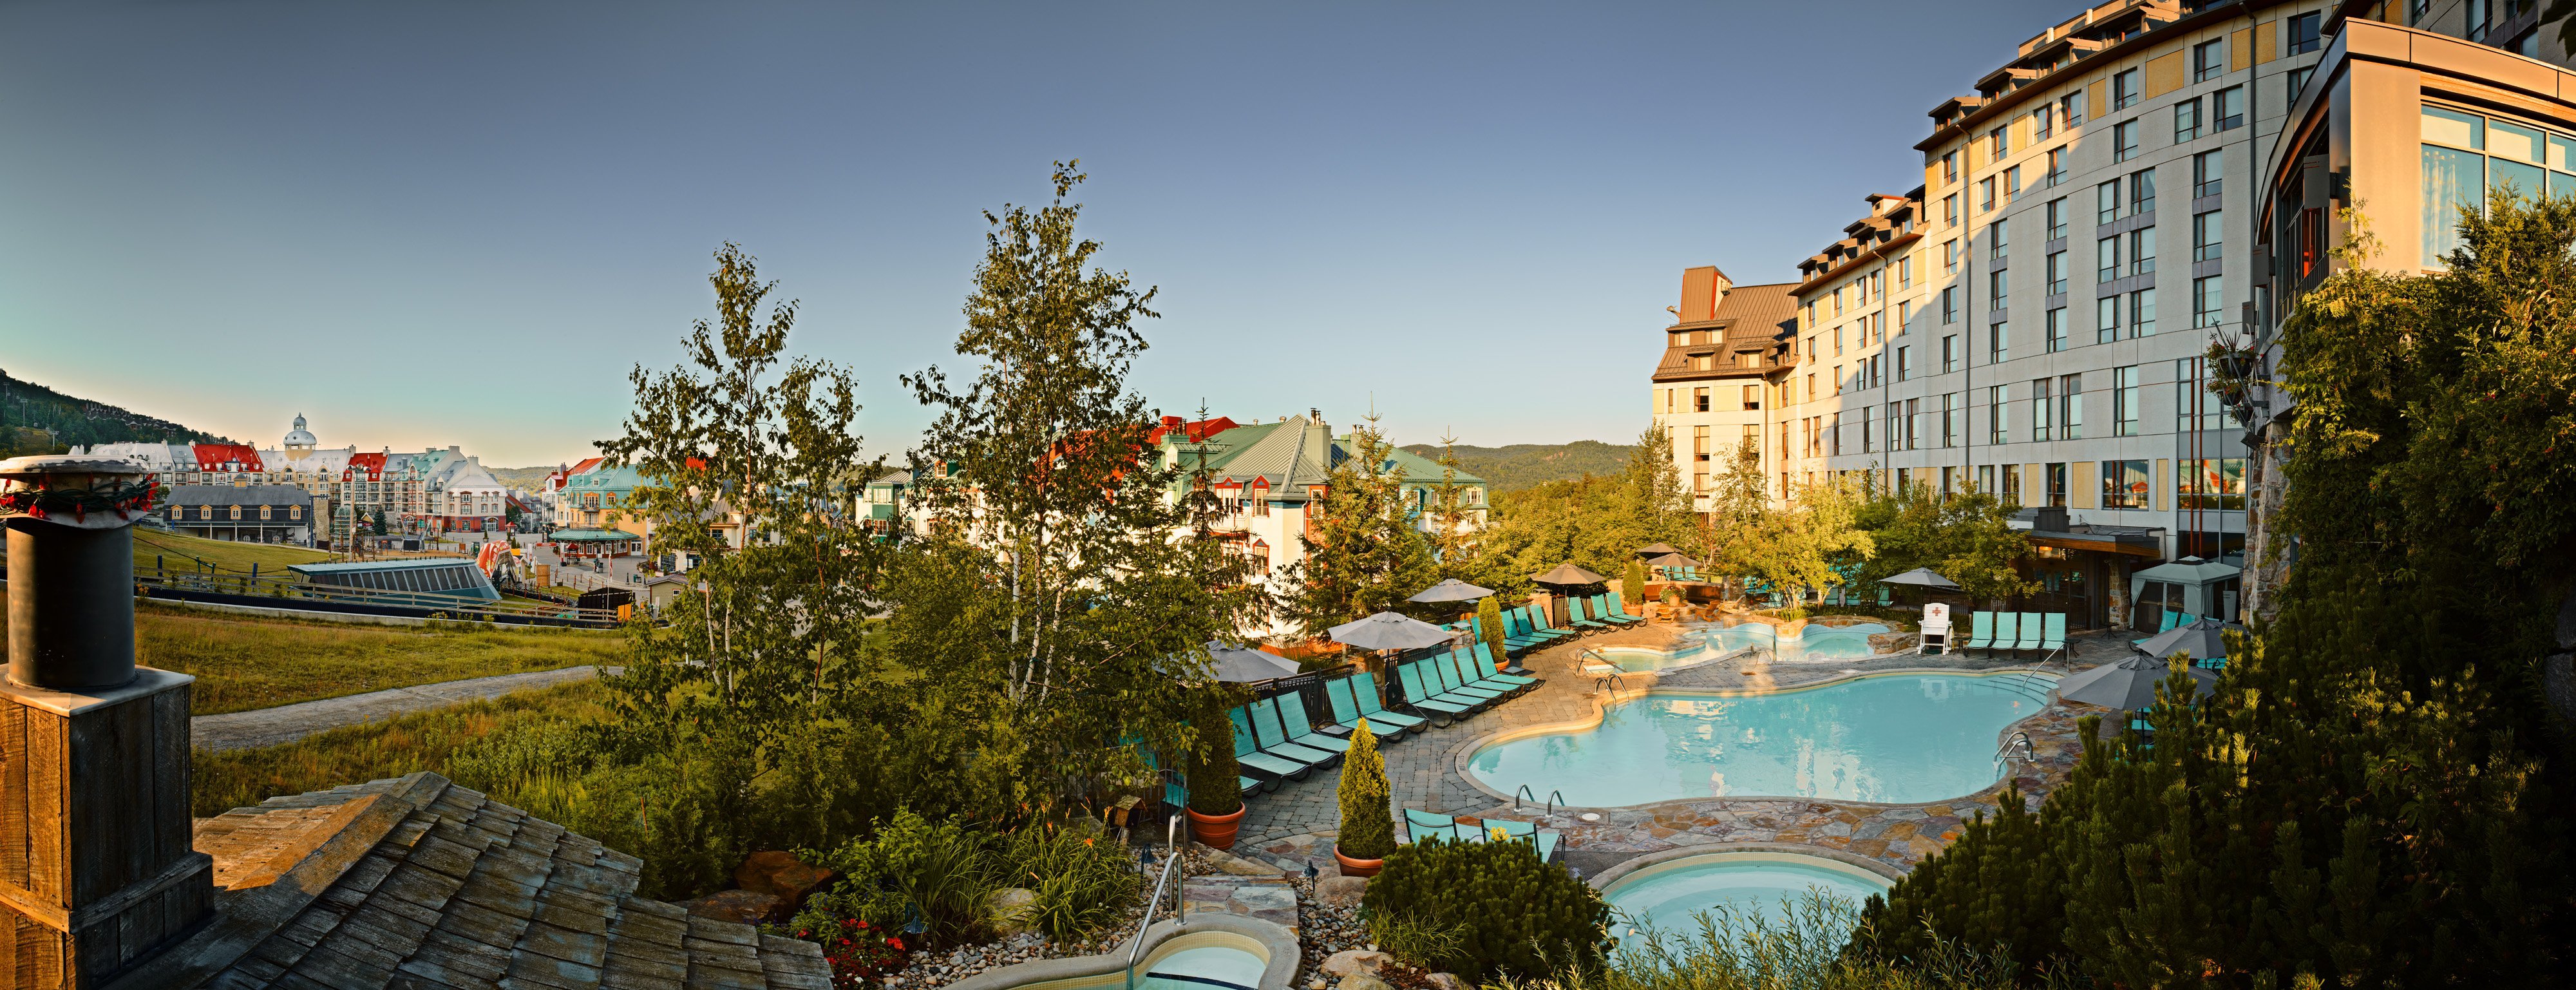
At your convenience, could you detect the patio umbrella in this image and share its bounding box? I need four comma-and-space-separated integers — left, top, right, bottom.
1408, 578, 1495, 604
1645, 552, 1703, 568
1206, 640, 1301, 684
1636, 542, 1686, 557
2133, 617, 2239, 663
2055, 653, 2217, 710
1327, 611, 1455, 652
1877, 567, 1962, 589
1530, 562, 1609, 587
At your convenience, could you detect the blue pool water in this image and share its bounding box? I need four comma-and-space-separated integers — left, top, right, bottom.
1603, 853, 1893, 942
1139, 946, 1266, 990
1466, 674, 2050, 806
1595, 622, 1891, 671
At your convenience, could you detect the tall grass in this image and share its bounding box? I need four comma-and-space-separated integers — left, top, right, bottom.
67, 602, 621, 713
1499, 893, 2077, 990
191, 681, 609, 815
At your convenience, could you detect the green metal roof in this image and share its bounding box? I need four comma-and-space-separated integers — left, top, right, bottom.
547, 528, 641, 542
289, 558, 480, 575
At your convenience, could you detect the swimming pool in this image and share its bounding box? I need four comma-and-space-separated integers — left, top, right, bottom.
1601, 851, 1893, 943
1593, 622, 1892, 671
1466, 673, 2052, 806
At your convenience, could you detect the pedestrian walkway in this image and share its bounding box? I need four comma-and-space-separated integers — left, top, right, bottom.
192, 665, 615, 752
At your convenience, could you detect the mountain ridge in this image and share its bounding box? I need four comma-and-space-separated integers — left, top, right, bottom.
1396, 440, 1636, 494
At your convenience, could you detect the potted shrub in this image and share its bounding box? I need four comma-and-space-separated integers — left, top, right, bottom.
1185, 694, 1247, 850
1334, 719, 1393, 876
1475, 596, 1507, 665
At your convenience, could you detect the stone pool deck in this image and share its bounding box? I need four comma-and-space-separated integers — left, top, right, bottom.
1229, 616, 2128, 881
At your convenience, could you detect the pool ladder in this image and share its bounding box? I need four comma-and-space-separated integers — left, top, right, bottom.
1578, 648, 1631, 694
1513, 784, 1566, 814
1124, 815, 1186, 990
1994, 730, 2036, 773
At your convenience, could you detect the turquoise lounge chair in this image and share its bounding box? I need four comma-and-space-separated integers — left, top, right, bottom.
1470, 643, 1539, 686
1591, 593, 1643, 625
1427, 652, 1510, 702
1564, 597, 1613, 632
1228, 707, 1312, 782
1352, 672, 1434, 732
1394, 663, 1477, 723
1605, 591, 1642, 622
2038, 613, 2069, 663
1483, 818, 1561, 862
1446, 648, 1526, 697
1246, 699, 1339, 768
1403, 808, 1461, 845
1274, 694, 1351, 754
1497, 611, 1546, 652
1961, 611, 1995, 652
1322, 675, 1421, 738
2011, 612, 2045, 654
1987, 613, 2020, 658
1519, 605, 1575, 642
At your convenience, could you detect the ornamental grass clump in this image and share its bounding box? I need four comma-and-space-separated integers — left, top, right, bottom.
1336, 719, 1393, 860
1361, 837, 1611, 982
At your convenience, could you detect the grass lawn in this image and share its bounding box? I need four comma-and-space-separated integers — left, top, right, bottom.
0, 601, 626, 714
191, 680, 607, 816
129, 528, 334, 574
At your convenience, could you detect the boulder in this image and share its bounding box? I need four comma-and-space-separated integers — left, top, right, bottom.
1425, 974, 1470, 990
1315, 875, 1368, 909
1320, 949, 1393, 978
677, 888, 784, 925
733, 850, 837, 906
985, 887, 1039, 936
1336, 973, 1394, 990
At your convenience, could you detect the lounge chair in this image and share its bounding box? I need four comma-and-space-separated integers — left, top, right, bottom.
1227, 707, 1313, 782
1322, 675, 1421, 739
1352, 672, 1434, 733
1394, 663, 1478, 723
1482, 818, 1561, 862
1471, 643, 1540, 685
2011, 611, 2045, 655
2037, 613, 2069, 663
1427, 651, 1511, 702
1246, 699, 1340, 768
1403, 808, 1462, 845
1961, 611, 1995, 652
1519, 605, 1575, 642
1606, 591, 1645, 623
1986, 613, 2020, 658
1496, 611, 1546, 652
1563, 597, 1613, 632
1445, 648, 1525, 698
1591, 593, 1643, 625
1273, 694, 1352, 755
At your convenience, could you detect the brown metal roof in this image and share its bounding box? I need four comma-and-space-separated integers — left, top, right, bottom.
1651, 281, 1798, 383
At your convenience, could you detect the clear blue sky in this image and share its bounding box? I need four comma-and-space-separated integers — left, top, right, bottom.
1, 1, 2070, 467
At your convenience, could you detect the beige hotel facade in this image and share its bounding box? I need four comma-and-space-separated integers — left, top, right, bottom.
1653, 0, 2576, 629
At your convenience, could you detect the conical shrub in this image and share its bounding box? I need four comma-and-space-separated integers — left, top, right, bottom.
1336, 719, 1392, 859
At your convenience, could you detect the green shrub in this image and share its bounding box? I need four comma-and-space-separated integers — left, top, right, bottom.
1361, 837, 1611, 982
1620, 562, 1647, 609
797, 810, 996, 947
1501, 890, 2041, 990
1336, 719, 1393, 859
999, 822, 1143, 943
1476, 596, 1508, 660
1187, 692, 1244, 817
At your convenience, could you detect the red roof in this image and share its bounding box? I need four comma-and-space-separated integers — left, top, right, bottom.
191, 443, 264, 471
548, 457, 606, 490
345, 452, 387, 480
1148, 416, 1238, 445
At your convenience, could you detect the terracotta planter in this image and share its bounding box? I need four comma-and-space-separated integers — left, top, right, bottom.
1187, 806, 1246, 850
1333, 848, 1385, 877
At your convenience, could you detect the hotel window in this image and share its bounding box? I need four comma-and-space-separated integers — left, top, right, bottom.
2045, 147, 2067, 186
2112, 68, 2139, 109
2046, 307, 2069, 352
2287, 11, 2321, 55
1694, 386, 1710, 412
1897, 345, 1913, 381
1942, 393, 1962, 448
2193, 275, 2225, 328
2047, 462, 2069, 507
2002, 461, 2022, 502
229, 505, 243, 520
2046, 197, 2067, 240
1907, 398, 1924, 450
1989, 218, 2009, 259
2034, 104, 2054, 140
260, 505, 273, 520
2193, 38, 2226, 82
1989, 321, 2007, 363
167, 507, 179, 520
1742, 384, 1761, 409
1898, 254, 1913, 288
2113, 119, 2139, 162
1987, 126, 2007, 161
1692, 426, 1712, 490
2287, 66, 2315, 100
2193, 211, 2222, 261
1945, 239, 1960, 272
2213, 86, 2244, 131
2061, 88, 2087, 126
1944, 193, 1959, 227
2111, 365, 2140, 436
2031, 378, 2053, 441
1988, 386, 2008, 444
1805, 372, 1817, 401
2046, 251, 2067, 295
2098, 235, 2122, 283
1833, 365, 1845, 395
2177, 357, 2228, 432
2421, 104, 2568, 266
1989, 267, 2009, 303
2179, 457, 2247, 509
1942, 151, 1959, 184
1942, 334, 1960, 374
1980, 176, 1996, 211
1833, 325, 1844, 355
1830, 415, 1843, 455
2174, 97, 2202, 144
2098, 179, 2122, 224
1870, 354, 1884, 388
2128, 227, 2156, 277
2130, 287, 2157, 337
2192, 149, 2223, 198
200, 505, 214, 520
2058, 374, 2085, 439
2005, 166, 2022, 203
2102, 459, 2151, 508
1940, 287, 1958, 324
2126, 168, 2156, 216
1743, 424, 1762, 455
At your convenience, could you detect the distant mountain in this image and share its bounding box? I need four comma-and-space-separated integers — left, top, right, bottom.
486, 466, 567, 491
1397, 440, 1636, 494
0, 368, 234, 457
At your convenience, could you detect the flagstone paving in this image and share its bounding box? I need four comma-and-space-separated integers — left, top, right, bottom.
1231, 616, 2126, 880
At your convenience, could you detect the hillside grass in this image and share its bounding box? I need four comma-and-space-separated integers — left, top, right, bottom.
0, 601, 625, 714
191, 680, 609, 815
130, 528, 334, 574
1399, 439, 1636, 494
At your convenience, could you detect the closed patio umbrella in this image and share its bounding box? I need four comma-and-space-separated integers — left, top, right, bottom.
1408, 578, 1495, 604
1530, 562, 1609, 587
1876, 567, 1962, 589
2134, 617, 2239, 663
1327, 611, 1455, 652
2055, 653, 2217, 711
1206, 640, 1302, 684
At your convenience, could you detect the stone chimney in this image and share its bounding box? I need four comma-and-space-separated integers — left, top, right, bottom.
0, 456, 213, 985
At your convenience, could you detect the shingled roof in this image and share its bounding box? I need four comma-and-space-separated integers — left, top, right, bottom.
114, 772, 828, 990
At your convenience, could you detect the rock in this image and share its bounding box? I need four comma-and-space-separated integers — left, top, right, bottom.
1316, 875, 1368, 909
1321, 949, 1393, 978
734, 850, 837, 907
1424, 974, 1469, 990
984, 888, 1039, 936
677, 888, 784, 925
1337, 974, 1394, 990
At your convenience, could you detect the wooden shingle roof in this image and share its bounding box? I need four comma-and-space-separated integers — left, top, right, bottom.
114, 773, 828, 990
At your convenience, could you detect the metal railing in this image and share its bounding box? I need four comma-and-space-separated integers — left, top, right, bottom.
1124, 815, 1188, 990
133, 565, 629, 627
1513, 785, 1567, 814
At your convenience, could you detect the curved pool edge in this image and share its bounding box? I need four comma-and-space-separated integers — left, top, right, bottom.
1450, 667, 2064, 812
942, 914, 1301, 990
1586, 842, 1909, 890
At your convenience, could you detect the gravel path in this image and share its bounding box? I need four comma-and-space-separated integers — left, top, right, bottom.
191, 665, 616, 751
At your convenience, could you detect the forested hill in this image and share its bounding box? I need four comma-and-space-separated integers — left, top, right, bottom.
0, 368, 233, 457
1397, 440, 1636, 494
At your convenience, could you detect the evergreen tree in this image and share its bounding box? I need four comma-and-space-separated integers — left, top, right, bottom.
1279, 415, 1439, 631
1475, 596, 1507, 661
1621, 558, 1648, 611
1336, 719, 1393, 859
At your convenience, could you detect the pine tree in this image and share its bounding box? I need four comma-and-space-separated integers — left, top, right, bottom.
1475, 596, 1508, 662
1335, 720, 1392, 859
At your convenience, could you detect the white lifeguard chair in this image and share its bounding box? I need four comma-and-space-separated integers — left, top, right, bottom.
1917, 602, 1951, 654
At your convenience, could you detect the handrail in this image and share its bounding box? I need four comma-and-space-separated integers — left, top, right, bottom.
1994, 730, 2035, 765
1512, 785, 1567, 814
1125, 814, 1187, 989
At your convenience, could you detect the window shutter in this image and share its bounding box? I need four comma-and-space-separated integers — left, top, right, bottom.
2073, 461, 2099, 509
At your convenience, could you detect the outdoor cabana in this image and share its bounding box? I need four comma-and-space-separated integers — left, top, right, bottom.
2128, 557, 2242, 631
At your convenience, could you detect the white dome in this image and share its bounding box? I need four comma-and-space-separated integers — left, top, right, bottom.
283, 414, 317, 448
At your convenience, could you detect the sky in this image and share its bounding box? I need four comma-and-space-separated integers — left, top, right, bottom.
0, 1, 2074, 467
